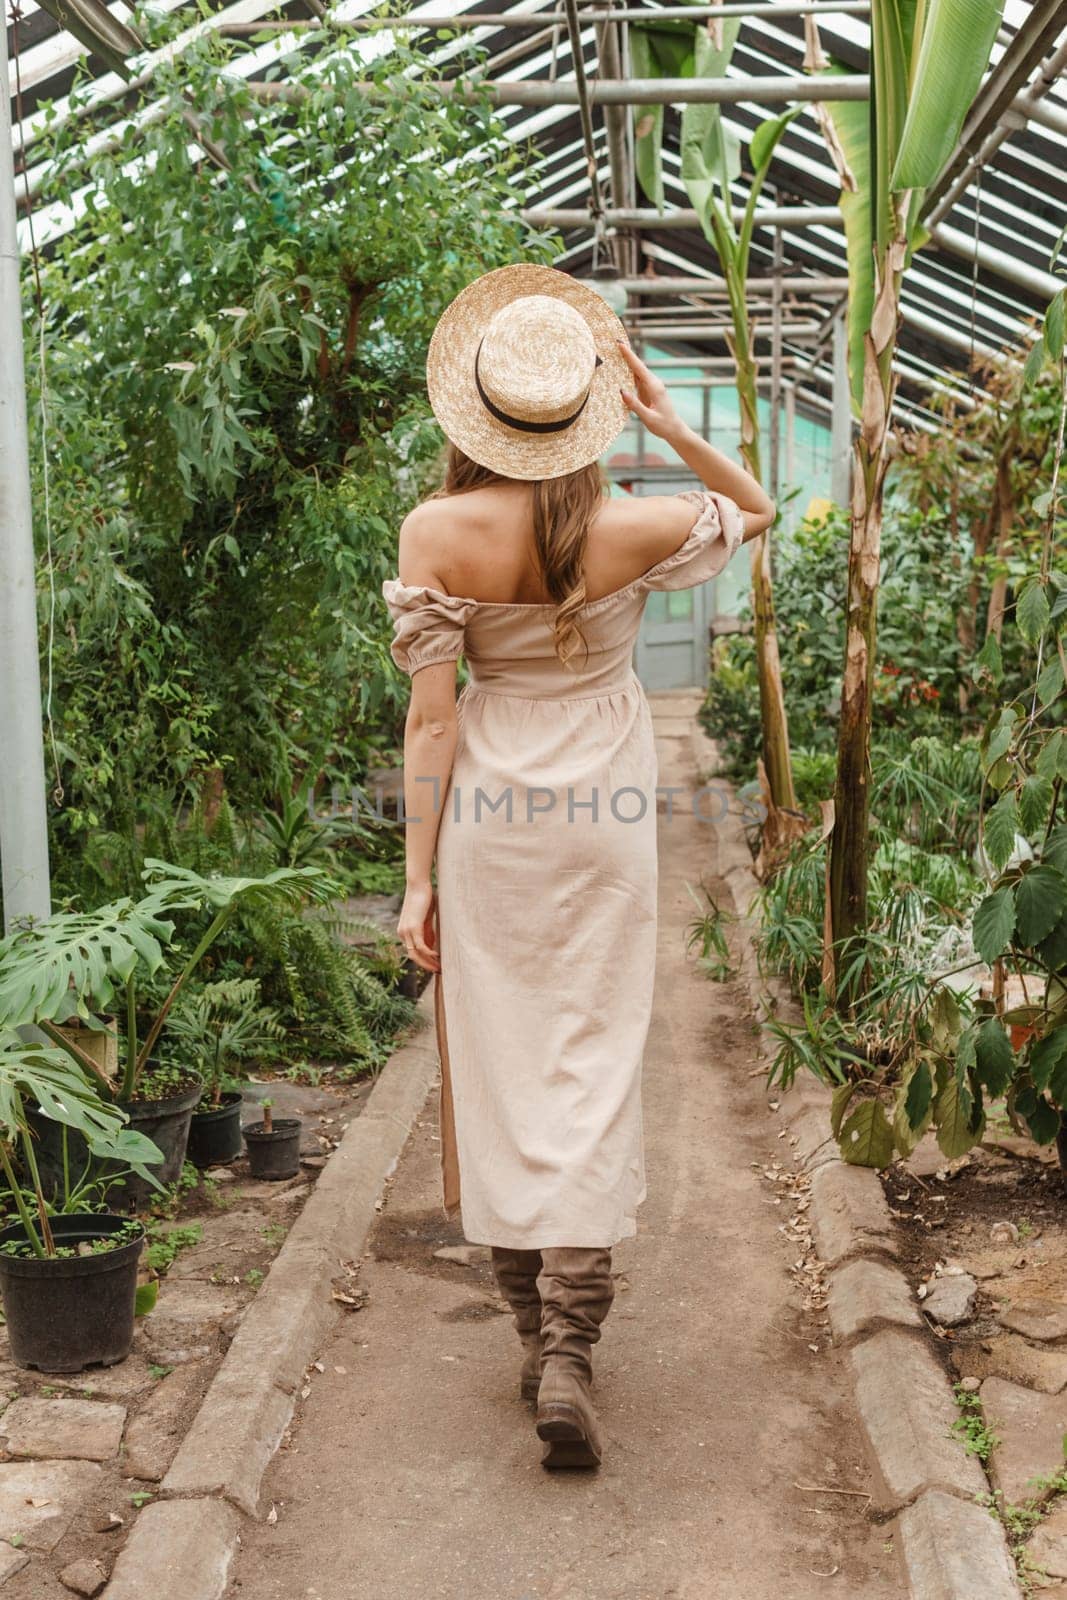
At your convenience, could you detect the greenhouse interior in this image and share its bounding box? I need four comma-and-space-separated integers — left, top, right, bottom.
1, 0, 1066, 1593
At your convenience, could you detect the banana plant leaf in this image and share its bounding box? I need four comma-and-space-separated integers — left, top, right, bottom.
818, 63, 874, 415
891, 0, 1006, 190
679, 19, 742, 244
630, 21, 697, 212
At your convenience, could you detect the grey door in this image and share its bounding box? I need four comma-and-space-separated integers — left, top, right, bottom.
634, 579, 713, 691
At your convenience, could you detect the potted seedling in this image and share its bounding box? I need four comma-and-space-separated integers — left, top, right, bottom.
169, 979, 285, 1166
0, 1028, 164, 1371
243, 1098, 303, 1181
0, 860, 333, 1205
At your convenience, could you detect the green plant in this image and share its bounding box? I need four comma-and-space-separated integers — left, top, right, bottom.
684, 884, 735, 982
0, 860, 333, 1103
244, 1268, 265, 1289
21, 22, 547, 905
168, 978, 284, 1108
0, 1031, 162, 1258
145, 1222, 203, 1275
764, 993, 861, 1094
951, 1385, 999, 1462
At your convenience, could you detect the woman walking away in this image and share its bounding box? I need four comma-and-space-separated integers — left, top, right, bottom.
383, 264, 774, 1470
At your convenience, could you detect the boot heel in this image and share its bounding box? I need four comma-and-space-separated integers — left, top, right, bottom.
536, 1405, 601, 1469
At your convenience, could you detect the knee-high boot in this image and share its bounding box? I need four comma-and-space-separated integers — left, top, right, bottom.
490, 1246, 544, 1403
535, 1247, 615, 1469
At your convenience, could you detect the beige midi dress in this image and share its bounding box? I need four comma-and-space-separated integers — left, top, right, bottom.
382, 488, 746, 1250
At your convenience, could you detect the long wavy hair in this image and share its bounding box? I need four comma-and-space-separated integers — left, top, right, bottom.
432, 443, 605, 666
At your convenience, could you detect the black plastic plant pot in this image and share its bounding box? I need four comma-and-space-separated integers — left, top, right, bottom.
0, 1213, 144, 1373
29, 1073, 202, 1210
243, 1118, 302, 1181
119, 1076, 204, 1203
187, 1092, 244, 1168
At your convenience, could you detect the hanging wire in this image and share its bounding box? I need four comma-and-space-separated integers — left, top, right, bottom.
10, 2, 65, 807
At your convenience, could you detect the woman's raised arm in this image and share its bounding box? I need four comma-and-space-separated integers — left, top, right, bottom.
617, 342, 776, 541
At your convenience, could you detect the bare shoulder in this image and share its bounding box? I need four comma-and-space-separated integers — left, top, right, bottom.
397, 497, 462, 588
591, 493, 703, 570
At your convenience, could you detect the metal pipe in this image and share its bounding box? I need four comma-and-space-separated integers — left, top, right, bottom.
621, 322, 820, 340
930, 221, 1064, 301
619, 274, 850, 295
246, 73, 870, 106
0, 22, 52, 930
769, 228, 783, 497
533, 209, 1064, 301
523, 204, 845, 229
267, 3, 875, 26
784, 382, 796, 489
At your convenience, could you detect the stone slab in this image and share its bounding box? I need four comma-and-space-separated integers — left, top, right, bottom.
0, 1397, 126, 1462
898, 1488, 1018, 1600
141, 1281, 245, 1366
981, 1376, 1067, 1506
953, 1332, 1067, 1395
0, 1543, 30, 1582
101, 1498, 238, 1600
791, 1107, 840, 1172
808, 1160, 899, 1268
827, 1257, 922, 1344
1027, 1503, 1067, 1580
999, 1299, 1067, 1342
161, 1361, 294, 1516
122, 1364, 209, 1482
851, 1330, 987, 1504
0, 1460, 101, 1551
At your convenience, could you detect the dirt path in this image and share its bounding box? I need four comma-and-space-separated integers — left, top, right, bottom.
229, 692, 903, 1600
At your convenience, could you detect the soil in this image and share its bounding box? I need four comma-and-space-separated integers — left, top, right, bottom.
880, 1131, 1067, 1353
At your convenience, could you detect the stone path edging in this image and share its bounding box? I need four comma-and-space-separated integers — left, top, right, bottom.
101, 993, 440, 1600
713, 775, 1020, 1600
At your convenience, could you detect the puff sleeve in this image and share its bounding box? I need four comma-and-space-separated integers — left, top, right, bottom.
381, 579, 478, 676
642, 490, 747, 593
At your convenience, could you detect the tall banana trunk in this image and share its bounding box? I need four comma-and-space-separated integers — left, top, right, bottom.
728, 320, 796, 812
830, 225, 906, 957
818, 0, 1005, 993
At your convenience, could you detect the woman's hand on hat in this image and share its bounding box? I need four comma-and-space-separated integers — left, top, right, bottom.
617, 342, 683, 443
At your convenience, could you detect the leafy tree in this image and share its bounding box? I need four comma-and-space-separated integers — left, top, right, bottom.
22, 21, 547, 903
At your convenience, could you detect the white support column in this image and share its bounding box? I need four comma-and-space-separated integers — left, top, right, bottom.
0, 19, 52, 932
830, 311, 852, 510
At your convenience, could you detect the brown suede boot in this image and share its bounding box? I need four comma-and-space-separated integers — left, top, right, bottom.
490, 1247, 544, 1403
535, 1247, 615, 1469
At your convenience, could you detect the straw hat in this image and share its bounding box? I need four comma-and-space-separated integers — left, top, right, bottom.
426, 263, 631, 481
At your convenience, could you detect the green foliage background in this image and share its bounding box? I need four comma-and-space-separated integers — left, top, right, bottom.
21, 21, 550, 907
